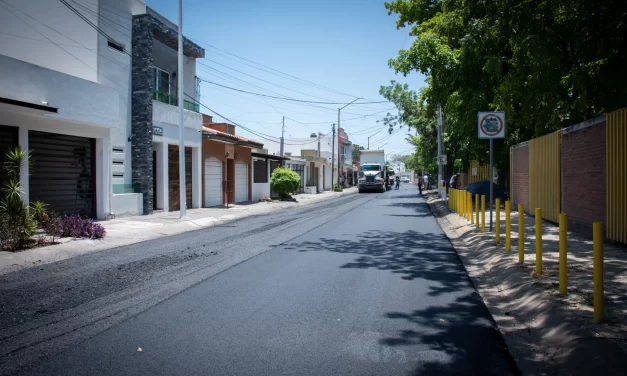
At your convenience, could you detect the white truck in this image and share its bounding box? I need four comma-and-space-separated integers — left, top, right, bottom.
358, 150, 389, 193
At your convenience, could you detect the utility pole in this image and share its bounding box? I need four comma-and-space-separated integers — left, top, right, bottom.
367, 130, 382, 150
280, 116, 285, 157
337, 98, 360, 186
177, 0, 186, 218
437, 104, 443, 199
331, 123, 336, 190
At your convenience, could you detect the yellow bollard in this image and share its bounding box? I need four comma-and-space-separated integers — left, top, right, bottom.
469, 192, 473, 223
559, 213, 567, 295
535, 208, 542, 275
505, 201, 511, 252
495, 198, 501, 243
481, 195, 486, 233
518, 204, 524, 263
593, 222, 604, 322
476, 194, 480, 228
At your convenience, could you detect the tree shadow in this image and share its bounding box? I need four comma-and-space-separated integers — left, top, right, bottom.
384, 201, 433, 218
381, 294, 520, 375
286, 230, 474, 297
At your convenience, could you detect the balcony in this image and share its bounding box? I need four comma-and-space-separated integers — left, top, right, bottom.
152, 91, 199, 112
152, 99, 202, 132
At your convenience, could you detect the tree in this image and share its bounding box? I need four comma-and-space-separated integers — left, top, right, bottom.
383, 0, 627, 177
352, 144, 365, 164
270, 167, 301, 200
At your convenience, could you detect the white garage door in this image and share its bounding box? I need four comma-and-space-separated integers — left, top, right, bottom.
235, 161, 248, 202
204, 158, 222, 207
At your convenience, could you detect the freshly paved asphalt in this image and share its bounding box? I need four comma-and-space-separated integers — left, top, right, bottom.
3, 185, 517, 375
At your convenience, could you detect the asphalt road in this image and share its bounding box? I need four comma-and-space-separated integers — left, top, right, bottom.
1, 185, 518, 375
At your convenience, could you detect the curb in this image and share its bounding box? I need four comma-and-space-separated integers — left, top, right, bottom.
423, 192, 627, 376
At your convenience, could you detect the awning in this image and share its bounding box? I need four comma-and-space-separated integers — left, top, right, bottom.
252, 152, 290, 161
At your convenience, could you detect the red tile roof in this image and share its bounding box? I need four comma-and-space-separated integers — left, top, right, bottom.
202, 126, 264, 148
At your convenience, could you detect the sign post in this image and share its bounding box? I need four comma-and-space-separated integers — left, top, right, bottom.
478, 112, 506, 231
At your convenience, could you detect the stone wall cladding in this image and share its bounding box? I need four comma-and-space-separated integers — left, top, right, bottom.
562, 121, 606, 237
132, 16, 155, 215
512, 144, 529, 210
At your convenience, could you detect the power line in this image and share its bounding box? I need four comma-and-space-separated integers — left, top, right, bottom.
201, 80, 389, 105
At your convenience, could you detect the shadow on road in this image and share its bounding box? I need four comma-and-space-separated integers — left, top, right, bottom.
286, 229, 520, 375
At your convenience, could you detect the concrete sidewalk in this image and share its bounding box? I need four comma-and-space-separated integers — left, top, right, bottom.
428, 192, 627, 375
0, 188, 357, 276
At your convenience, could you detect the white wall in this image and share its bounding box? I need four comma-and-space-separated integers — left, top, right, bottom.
111, 193, 143, 216
0, 0, 98, 82
252, 158, 270, 202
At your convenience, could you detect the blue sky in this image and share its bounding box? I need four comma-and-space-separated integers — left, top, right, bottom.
148, 0, 424, 157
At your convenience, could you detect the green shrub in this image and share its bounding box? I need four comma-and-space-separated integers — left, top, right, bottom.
270, 167, 300, 199
333, 184, 343, 192
0, 147, 36, 251
30, 201, 48, 224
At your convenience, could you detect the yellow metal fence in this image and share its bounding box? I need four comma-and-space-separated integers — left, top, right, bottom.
607, 108, 627, 244
529, 131, 562, 223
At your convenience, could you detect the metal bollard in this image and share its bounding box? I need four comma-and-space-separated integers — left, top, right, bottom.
505, 201, 511, 252
535, 208, 542, 275
495, 198, 501, 243
481, 195, 486, 233
593, 222, 604, 322
559, 213, 567, 295
469, 192, 474, 224
476, 194, 480, 229
518, 204, 524, 263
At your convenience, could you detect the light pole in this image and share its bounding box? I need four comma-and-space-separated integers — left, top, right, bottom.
331, 123, 336, 191
338, 98, 361, 186
367, 131, 382, 150
177, 0, 186, 218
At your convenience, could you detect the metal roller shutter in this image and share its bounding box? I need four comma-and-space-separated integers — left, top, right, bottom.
29, 130, 95, 217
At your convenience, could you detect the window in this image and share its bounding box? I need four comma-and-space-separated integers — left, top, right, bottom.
254, 159, 268, 183
152, 67, 174, 105
107, 40, 125, 53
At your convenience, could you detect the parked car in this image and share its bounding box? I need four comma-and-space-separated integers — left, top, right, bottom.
464, 180, 509, 202
401, 177, 410, 183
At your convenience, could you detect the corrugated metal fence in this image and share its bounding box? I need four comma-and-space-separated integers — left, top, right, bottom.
529, 130, 562, 223
607, 108, 627, 244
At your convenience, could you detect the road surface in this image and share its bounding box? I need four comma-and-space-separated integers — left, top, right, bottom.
1, 184, 517, 375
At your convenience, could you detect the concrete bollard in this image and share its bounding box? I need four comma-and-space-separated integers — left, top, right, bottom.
505, 201, 511, 252
481, 195, 486, 233
593, 222, 604, 322
495, 198, 501, 243
559, 213, 567, 295
535, 208, 542, 275
476, 194, 480, 229
518, 204, 524, 263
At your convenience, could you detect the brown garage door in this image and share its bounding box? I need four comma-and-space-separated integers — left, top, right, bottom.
29, 130, 95, 217
168, 145, 193, 211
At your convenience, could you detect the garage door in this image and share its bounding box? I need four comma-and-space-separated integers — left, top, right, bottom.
235, 161, 248, 202
29, 130, 95, 217
204, 158, 222, 207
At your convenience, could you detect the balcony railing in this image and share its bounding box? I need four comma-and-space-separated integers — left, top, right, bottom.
152, 91, 199, 113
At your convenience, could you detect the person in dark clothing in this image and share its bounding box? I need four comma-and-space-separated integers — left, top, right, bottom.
418, 178, 423, 195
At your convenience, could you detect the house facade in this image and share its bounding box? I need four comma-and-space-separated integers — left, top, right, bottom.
201, 115, 263, 206
0, 0, 149, 219
130, 5, 205, 214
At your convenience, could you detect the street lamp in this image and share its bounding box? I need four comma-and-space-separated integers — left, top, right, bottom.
337, 98, 361, 186
367, 131, 382, 149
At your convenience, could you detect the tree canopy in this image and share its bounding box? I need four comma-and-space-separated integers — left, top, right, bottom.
381, 0, 627, 175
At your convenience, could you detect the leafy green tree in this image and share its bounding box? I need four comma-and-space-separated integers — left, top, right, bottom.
352, 144, 365, 164
383, 0, 627, 178
270, 167, 301, 200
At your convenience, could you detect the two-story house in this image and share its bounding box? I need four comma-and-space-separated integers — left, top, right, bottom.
131, 5, 205, 215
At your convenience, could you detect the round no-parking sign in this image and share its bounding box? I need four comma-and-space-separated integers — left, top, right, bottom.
478, 112, 506, 139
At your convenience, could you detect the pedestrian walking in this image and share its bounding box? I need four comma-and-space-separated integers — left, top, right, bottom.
418, 178, 423, 195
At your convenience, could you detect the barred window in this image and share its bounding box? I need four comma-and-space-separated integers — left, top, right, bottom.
254, 159, 268, 183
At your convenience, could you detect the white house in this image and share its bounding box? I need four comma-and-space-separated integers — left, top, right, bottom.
0, 0, 147, 219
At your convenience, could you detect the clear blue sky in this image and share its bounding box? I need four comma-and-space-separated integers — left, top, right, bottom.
148, 0, 424, 158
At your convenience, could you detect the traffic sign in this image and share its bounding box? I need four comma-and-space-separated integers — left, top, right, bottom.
472, 168, 478, 176
438, 155, 447, 165
478, 112, 506, 139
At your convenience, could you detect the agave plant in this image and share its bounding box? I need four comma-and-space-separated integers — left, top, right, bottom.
0, 147, 35, 251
